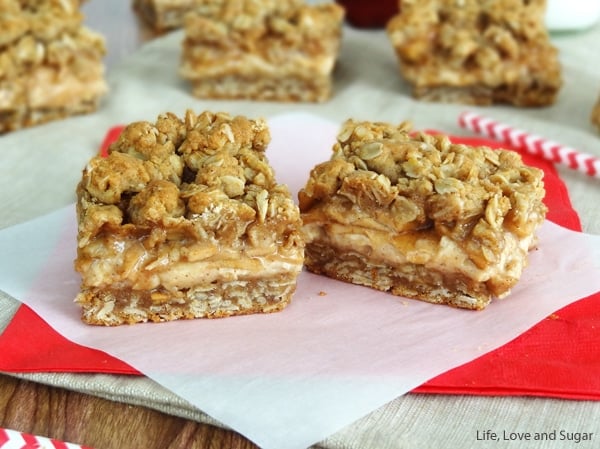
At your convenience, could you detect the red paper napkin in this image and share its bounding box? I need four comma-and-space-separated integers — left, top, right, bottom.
1, 128, 598, 401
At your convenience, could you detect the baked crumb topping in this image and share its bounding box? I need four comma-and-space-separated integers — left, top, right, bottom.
181, 0, 344, 67
77, 110, 302, 256
133, 0, 302, 31
192, 0, 305, 25
386, 0, 562, 106
181, 0, 333, 39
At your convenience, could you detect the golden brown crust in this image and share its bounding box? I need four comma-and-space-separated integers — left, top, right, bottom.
179, 0, 344, 103
75, 110, 304, 325
0, 0, 107, 133
76, 277, 297, 325
299, 119, 547, 309
386, 0, 562, 106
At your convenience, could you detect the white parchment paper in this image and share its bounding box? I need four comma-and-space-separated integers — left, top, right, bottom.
1, 114, 600, 449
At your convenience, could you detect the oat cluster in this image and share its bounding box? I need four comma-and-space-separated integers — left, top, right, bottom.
182, 0, 344, 65
299, 119, 547, 268
386, 0, 562, 106
77, 110, 301, 250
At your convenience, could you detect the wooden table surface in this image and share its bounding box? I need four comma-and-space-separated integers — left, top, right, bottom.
0, 2, 258, 448
0, 374, 258, 448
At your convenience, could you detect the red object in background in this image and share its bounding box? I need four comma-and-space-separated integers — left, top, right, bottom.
336, 0, 399, 28
99, 125, 125, 158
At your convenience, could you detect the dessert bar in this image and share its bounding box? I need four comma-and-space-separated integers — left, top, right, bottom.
299, 119, 547, 309
75, 110, 304, 325
179, 0, 344, 102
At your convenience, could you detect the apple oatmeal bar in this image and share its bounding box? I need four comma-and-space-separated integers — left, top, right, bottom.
179, 0, 344, 102
0, 0, 107, 133
299, 119, 547, 310
74, 110, 304, 325
386, 0, 562, 106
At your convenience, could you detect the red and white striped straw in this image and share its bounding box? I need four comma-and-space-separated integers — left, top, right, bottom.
0, 428, 93, 449
458, 111, 600, 179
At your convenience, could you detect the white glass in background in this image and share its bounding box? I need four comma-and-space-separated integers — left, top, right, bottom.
546, 0, 600, 31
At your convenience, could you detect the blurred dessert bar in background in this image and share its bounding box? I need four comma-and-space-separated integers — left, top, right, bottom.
133, 0, 222, 31
0, 0, 107, 133
179, 0, 344, 102
386, 0, 562, 106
